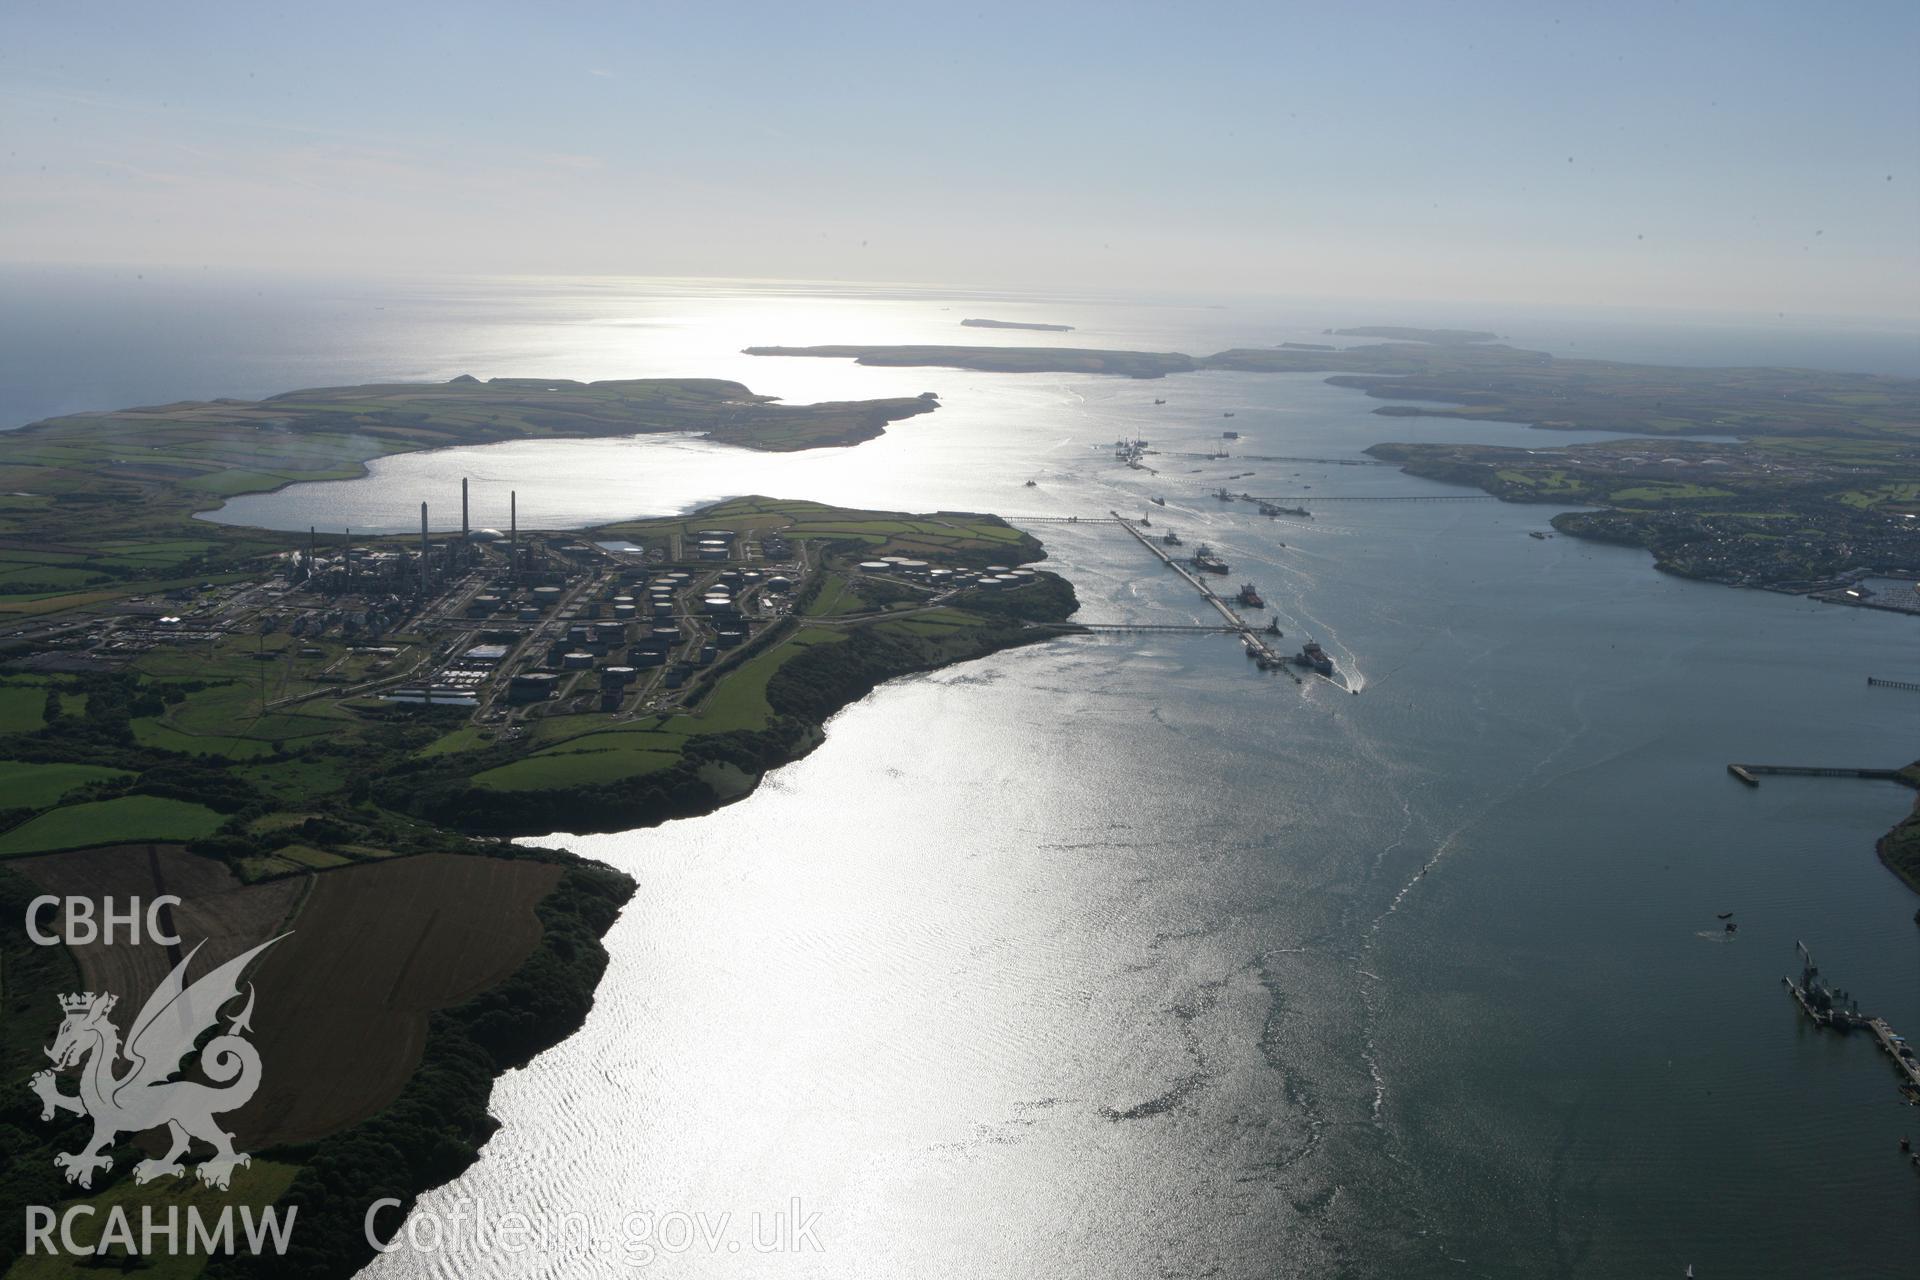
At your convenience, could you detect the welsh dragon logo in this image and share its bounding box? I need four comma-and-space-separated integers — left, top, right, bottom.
30, 936, 285, 1192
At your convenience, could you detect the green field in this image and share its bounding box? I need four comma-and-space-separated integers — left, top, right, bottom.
474, 743, 683, 791
0, 796, 224, 857
0, 684, 48, 734
0, 762, 133, 810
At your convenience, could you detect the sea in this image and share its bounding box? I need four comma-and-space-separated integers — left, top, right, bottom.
5, 267, 1918, 1278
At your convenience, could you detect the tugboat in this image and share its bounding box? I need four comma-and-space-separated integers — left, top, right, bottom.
1292, 640, 1334, 676
1190, 543, 1229, 574
1161, 529, 1183, 547
1236, 582, 1265, 608
1151, 495, 1166, 506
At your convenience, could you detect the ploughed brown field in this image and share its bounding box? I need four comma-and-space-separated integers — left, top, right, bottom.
238, 853, 562, 1144
12, 844, 304, 1021
12, 845, 562, 1147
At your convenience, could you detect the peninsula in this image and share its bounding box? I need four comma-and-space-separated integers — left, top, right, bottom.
0, 376, 1076, 1278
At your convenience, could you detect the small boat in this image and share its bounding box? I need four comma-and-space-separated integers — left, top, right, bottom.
1151, 496, 1166, 506
1024, 479, 1037, 487
1528, 529, 1547, 539
1222, 430, 1240, 440
1716, 912, 1734, 920
1153, 398, 1166, 405
1139, 514, 1151, 526
1222, 411, 1235, 418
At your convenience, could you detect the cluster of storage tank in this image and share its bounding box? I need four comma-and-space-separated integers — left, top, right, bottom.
693, 528, 736, 561
854, 557, 1036, 590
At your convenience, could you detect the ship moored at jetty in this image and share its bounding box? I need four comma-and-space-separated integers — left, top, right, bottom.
1236, 582, 1264, 608
1190, 544, 1228, 574
1161, 529, 1183, 547
1292, 640, 1334, 676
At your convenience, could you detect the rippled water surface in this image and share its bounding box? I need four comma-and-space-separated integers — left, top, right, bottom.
8, 272, 1917, 1277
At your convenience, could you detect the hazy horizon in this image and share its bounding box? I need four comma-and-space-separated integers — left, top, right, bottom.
3, 1, 1916, 318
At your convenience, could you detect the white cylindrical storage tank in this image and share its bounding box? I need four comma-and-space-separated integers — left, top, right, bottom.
858, 561, 889, 573
562, 651, 593, 670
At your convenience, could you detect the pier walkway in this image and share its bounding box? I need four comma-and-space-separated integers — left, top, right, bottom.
1729, 763, 1904, 782
1031, 622, 1240, 635
1109, 512, 1294, 673
1784, 947, 1920, 1107
1868, 676, 1920, 693
1238, 493, 1496, 503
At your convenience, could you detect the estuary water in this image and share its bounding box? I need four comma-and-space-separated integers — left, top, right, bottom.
5, 271, 1918, 1277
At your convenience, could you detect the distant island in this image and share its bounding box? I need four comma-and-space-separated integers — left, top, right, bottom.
1330, 325, 1498, 344
962, 318, 1074, 332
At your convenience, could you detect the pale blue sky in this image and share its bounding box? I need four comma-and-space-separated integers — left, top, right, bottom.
2, 1, 1914, 315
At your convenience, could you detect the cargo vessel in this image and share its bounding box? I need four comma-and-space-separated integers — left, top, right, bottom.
1292, 640, 1334, 676
1236, 582, 1265, 608
1161, 529, 1183, 547
1190, 544, 1229, 574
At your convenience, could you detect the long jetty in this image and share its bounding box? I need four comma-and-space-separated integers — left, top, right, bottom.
1729, 763, 1904, 783
1239, 493, 1496, 503
1109, 512, 1291, 671
1034, 622, 1240, 635
1783, 946, 1920, 1106
1868, 676, 1920, 693
1154, 452, 1389, 467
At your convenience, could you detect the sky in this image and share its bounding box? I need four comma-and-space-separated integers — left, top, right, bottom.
2, 1, 1916, 317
